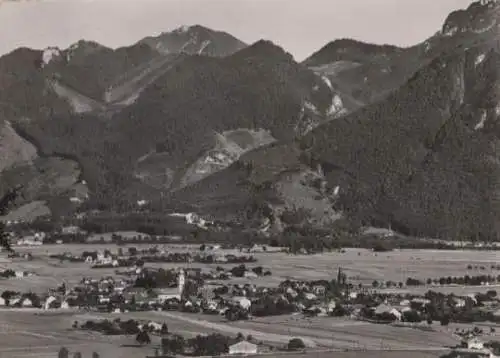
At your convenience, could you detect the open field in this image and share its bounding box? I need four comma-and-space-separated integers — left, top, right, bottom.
251, 249, 500, 286
142, 311, 458, 350
0, 309, 459, 358
0, 256, 118, 293
3, 245, 500, 294
0, 310, 155, 358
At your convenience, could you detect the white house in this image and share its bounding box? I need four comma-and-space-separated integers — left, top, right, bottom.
157, 294, 181, 302
0, 297, 5, 306
34, 232, 46, 241
468, 338, 485, 350
454, 298, 466, 308
60, 300, 70, 309
145, 321, 163, 332
16, 237, 43, 246
411, 298, 431, 305
389, 308, 402, 321
304, 292, 317, 301
244, 271, 258, 279
229, 341, 258, 355
206, 300, 218, 311
326, 300, 337, 313
286, 287, 298, 298
249, 244, 265, 253
312, 285, 326, 296
61, 226, 84, 235
215, 255, 228, 263
98, 296, 110, 304
233, 297, 252, 310
467, 294, 479, 305
374, 303, 402, 320
400, 299, 411, 306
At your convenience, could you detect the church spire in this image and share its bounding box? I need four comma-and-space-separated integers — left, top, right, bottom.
178, 269, 186, 298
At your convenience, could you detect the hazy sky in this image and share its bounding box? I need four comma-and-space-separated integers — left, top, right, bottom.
0, 0, 474, 61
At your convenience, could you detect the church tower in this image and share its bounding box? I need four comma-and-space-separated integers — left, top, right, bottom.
178, 269, 186, 297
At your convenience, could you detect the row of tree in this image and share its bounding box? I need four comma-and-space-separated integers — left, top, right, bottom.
58, 347, 100, 358
405, 275, 500, 287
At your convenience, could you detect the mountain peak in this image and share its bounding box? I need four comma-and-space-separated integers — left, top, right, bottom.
230, 39, 294, 62
66, 40, 105, 51
138, 25, 247, 57
302, 38, 403, 67
172, 24, 211, 34
441, 0, 499, 37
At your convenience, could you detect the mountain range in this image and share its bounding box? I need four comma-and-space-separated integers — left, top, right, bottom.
1, 1, 500, 240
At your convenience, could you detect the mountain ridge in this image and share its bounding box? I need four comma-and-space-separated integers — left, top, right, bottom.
2, 1, 500, 240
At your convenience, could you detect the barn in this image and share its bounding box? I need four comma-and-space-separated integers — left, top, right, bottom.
229, 341, 258, 355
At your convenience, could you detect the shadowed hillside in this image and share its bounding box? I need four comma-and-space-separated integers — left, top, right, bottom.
7, 40, 334, 211
302, 41, 500, 240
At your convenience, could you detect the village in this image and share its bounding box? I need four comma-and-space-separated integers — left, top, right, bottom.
0, 240, 500, 358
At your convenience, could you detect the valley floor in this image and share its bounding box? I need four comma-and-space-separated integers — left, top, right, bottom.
0, 309, 465, 358
1, 245, 500, 357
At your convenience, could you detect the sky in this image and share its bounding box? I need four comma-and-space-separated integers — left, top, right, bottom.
0, 0, 474, 61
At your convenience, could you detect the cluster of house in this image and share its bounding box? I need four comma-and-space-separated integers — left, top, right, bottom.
352, 290, 500, 326
5, 226, 89, 246
0, 268, 318, 316
15, 233, 45, 246
450, 337, 500, 358
0, 231, 45, 248
50, 246, 258, 268
83, 251, 121, 267
0, 268, 36, 279
0, 275, 131, 309
168, 212, 213, 229
3, 241, 500, 338
0, 290, 43, 307
1, 273, 496, 335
